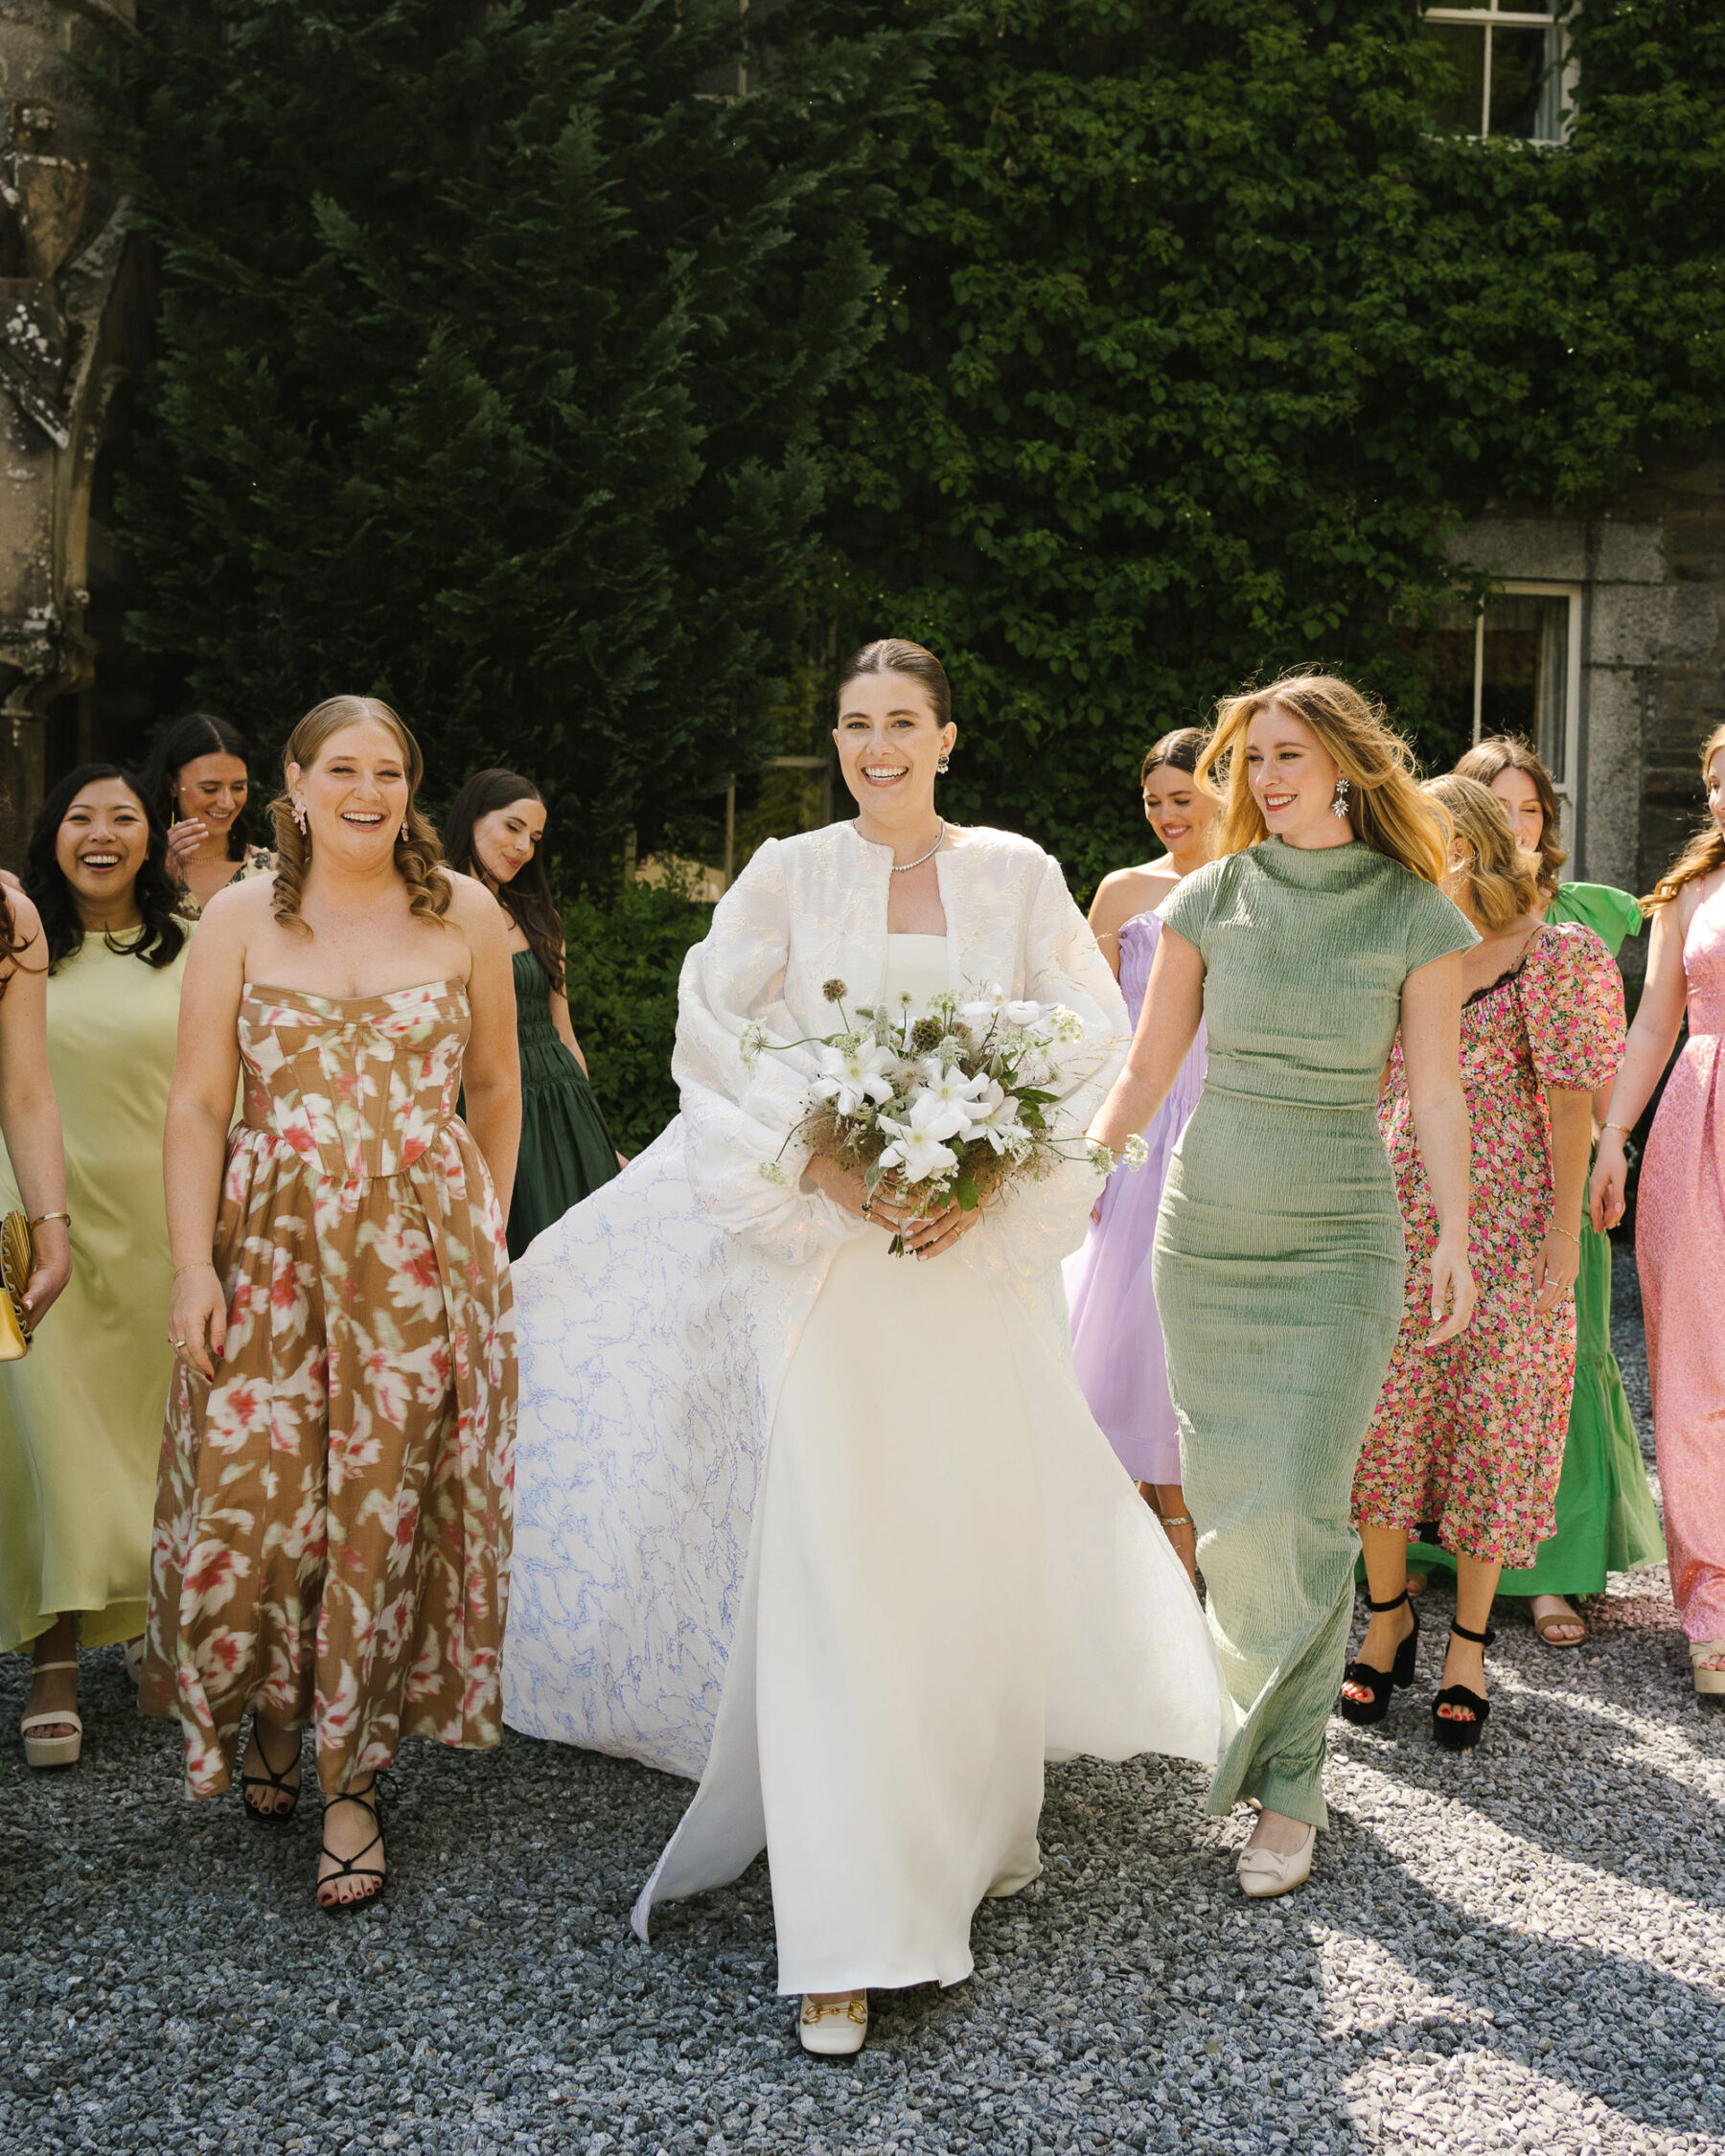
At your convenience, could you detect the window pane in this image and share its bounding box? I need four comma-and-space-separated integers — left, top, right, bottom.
1417, 22, 1486, 134
1489, 25, 1560, 140
1480, 595, 1568, 778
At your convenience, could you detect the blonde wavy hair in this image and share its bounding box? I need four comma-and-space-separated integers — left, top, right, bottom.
269, 695, 449, 933
1198, 673, 1450, 885
1642, 723, 1725, 916
1424, 774, 1539, 932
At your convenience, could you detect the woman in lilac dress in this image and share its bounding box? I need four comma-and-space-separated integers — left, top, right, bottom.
1065, 729, 1216, 1579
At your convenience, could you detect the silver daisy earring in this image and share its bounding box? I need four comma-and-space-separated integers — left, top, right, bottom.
1331, 776, 1350, 820
290, 798, 308, 834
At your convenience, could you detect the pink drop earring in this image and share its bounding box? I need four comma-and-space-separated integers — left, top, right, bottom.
400, 820, 409, 843
290, 798, 308, 834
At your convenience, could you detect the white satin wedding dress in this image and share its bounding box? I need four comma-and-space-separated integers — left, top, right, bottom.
502, 823, 1228, 1996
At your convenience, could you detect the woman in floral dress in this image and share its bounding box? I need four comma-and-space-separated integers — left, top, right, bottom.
143, 696, 519, 1912
1344, 777, 1623, 1750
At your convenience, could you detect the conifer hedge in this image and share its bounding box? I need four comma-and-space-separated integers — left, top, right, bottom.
112, 0, 1725, 906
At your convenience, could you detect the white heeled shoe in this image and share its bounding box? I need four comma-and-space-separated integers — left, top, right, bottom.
1236, 1823, 1316, 1900
798, 1992, 868, 2056
21, 1660, 82, 1769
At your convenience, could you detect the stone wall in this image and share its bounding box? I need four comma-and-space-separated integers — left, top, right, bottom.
1457, 441, 1725, 977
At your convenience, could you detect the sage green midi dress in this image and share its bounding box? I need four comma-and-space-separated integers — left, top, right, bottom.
1153, 838, 1476, 1829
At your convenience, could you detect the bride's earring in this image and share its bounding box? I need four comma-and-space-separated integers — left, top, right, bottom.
935, 750, 952, 776
1331, 776, 1350, 820
290, 798, 308, 834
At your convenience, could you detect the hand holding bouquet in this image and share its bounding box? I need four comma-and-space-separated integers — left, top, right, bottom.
747, 980, 1147, 1254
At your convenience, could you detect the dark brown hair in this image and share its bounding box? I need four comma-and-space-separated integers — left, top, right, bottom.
442, 769, 564, 995
23, 763, 188, 972
1139, 727, 1210, 787
1454, 737, 1567, 896
836, 639, 952, 727
138, 711, 257, 862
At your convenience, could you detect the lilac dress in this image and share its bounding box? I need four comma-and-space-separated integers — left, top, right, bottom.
1064, 908, 1208, 1483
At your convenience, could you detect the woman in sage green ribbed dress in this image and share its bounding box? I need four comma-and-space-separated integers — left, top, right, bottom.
443, 771, 621, 1259
1091, 677, 1478, 1893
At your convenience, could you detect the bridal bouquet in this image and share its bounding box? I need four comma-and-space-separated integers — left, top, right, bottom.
745, 980, 1146, 1252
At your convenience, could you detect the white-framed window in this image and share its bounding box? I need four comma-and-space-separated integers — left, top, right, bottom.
1419, 2, 1569, 144
1463, 584, 1585, 841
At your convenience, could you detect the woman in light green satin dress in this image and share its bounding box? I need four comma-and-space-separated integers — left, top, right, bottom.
1090, 675, 1478, 1898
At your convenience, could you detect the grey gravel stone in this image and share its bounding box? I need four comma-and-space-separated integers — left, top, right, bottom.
2, 1247, 1720, 2154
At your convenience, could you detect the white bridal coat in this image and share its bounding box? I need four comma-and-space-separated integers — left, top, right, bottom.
502, 821, 1228, 1986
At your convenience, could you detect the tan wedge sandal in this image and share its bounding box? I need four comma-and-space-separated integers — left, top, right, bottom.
21, 1660, 82, 1769
1690, 1641, 1725, 1698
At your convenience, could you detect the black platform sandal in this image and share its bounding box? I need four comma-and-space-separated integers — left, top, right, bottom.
1338, 1587, 1420, 1726
240, 1719, 303, 1824
316, 1782, 386, 1914
1432, 1619, 1495, 1752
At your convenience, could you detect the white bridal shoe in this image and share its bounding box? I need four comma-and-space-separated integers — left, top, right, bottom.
799, 1993, 868, 2057
1236, 1823, 1316, 1900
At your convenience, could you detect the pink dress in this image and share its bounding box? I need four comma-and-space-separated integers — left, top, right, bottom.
1354, 923, 1623, 1567
1636, 879, 1725, 1646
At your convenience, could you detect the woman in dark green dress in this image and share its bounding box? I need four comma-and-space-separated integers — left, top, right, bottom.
1399, 741, 1664, 1645
444, 771, 622, 1257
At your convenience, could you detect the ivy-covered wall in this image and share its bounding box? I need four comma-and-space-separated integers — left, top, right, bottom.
102, 0, 1725, 904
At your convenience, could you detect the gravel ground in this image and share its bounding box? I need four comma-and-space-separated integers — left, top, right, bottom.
3, 1247, 1721, 2156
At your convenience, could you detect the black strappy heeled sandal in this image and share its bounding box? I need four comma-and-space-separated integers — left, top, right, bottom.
240, 1719, 303, 1825
1433, 1619, 1495, 1752
316, 1782, 386, 1914
1338, 1587, 1420, 1726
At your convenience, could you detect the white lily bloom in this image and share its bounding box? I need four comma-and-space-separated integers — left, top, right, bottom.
959, 984, 1008, 1025
876, 1091, 966, 1182
810, 1039, 897, 1117
917, 1057, 993, 1113
1002, 998, 1044, 1027
961, 1078, 1022, 1153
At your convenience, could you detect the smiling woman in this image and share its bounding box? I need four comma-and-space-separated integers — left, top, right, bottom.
141, 695, 520, 1915
138, 713, 275, 920
1, 766, 188, 1770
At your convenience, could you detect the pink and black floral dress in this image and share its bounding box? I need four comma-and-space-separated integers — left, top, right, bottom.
143, 980, 516, 1797
1353, 922, 1623, 1569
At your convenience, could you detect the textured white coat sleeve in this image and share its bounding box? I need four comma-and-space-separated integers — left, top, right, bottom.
673, 839, 857, 1261
961, 853, 1130, 1280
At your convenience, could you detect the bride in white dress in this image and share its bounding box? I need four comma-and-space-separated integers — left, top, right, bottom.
502, 639, 1228, 2053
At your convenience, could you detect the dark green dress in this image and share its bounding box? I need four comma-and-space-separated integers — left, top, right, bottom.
1409, 881, 1665, 1596
506, 947, 621, 1261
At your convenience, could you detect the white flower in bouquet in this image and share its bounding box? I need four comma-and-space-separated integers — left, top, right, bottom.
1001, 998, 1045, 1029
917, 1057, 994, 1121
812, 1039, 897, 1116
961, 1077, 1024, 1154
876, 1092, 965, 1182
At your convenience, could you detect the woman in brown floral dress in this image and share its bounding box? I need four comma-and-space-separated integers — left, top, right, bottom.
143, 696, 519, 1911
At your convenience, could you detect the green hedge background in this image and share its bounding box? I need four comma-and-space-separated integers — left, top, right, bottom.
107, 0, 1725, 1137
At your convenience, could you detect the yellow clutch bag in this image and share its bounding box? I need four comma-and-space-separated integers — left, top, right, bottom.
0, 1210, 38, 1362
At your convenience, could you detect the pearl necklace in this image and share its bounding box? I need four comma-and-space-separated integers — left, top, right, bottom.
863, 817, 946, 874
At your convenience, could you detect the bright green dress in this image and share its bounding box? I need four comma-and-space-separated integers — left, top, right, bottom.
0, 931, 190, 1653
1154, 839, 1477, 1829
1409, 880, 1664, 1596
506, 947, 620, 1260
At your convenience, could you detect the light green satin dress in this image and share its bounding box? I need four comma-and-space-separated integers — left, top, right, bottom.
0, 931, 190, 1652
1153, 839, 1476, 1828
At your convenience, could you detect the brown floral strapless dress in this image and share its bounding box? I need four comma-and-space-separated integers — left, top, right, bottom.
143, 980, 516, 1797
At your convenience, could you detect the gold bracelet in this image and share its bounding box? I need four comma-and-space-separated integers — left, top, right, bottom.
27, 1210, 70, 1228
1547, 1226, 1580, 1250
1602, 1121, 1634, 1139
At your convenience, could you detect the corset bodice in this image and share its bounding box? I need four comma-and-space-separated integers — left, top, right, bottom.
239, 979, 469, 1182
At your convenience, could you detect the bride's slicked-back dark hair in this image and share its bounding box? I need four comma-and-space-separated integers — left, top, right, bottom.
836, 639, 952, 728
